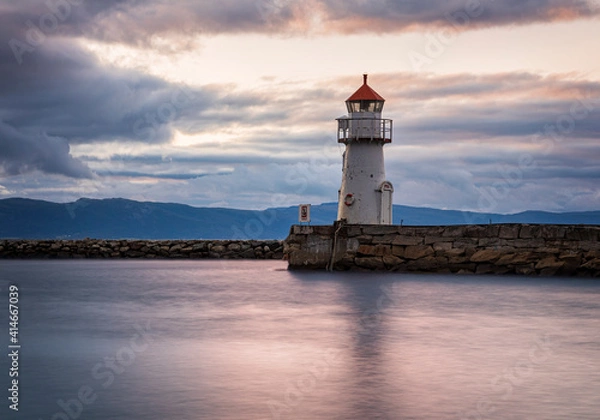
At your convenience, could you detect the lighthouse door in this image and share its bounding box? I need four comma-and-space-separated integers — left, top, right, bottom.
378, 181, 394, 225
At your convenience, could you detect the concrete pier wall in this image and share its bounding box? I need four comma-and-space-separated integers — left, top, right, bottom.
284, 224, 600, 276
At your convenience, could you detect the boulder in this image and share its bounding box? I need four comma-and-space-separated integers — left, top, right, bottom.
581, 258, 600, 270
357, 244, 390, 256
407, 256, 447, 271
240, 249, 256, 259
444, 248, 466, 257
404, 245, 434, 260
566, 228, 598, 241
585, 250, 600, 259
519, 225, 540, 239
391, 246, 405, 258
441, 225, 466, 237
391, 236, 424, 246
383, 255, 404, 270
432, 242, 453, 252
362, 226, 396, 235
372, 234, 398, 244
211, 245, 226, 253
494, 252, 535, 266
448, 255, 469, 264
535, 257, 564, 271
227, 243, 242, 252
470, 249, 503, 263
355, 257, 385, 270
129, 242, 144, 250
346, 226, 363, 237
125, 250, 146, 258
515, 264, 536, 275
499, 225, 520, 239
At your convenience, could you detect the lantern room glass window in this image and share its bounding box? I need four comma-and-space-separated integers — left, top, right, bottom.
346, 100, 384, 113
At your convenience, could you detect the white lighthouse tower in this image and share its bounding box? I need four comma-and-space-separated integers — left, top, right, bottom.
337, 74, 394, 224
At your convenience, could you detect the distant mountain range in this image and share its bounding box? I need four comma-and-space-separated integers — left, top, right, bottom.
0, 198, 598, 240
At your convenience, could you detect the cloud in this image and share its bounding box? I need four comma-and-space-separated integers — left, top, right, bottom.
2, 0, 596, 53
0, 121, 93, 178
95, 170, 234, 181
320, 0, 597, 33
0, 39, 199, 177
1, 0, 599, 212
2, 42, 599, 210
0, 184, 13, 195
0, 37, 277, 179
79, 0, 600, 39
1, 39, 214, 141
372, 72, 600, 142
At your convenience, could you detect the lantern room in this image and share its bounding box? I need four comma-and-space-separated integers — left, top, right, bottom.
345, 74, 385, 114
337, 74, 392, 144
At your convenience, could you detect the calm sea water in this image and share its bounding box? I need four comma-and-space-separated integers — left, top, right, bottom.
1, 260, 599, 420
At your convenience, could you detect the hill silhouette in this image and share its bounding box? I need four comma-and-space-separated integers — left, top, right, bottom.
0, 198, 598, 240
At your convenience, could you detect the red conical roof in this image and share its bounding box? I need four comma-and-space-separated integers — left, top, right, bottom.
346, 74, 385, 102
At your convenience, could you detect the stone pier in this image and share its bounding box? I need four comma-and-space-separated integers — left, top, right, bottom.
284, 224, 600, 276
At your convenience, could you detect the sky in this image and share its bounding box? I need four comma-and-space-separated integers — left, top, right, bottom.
1, 0, 599, 214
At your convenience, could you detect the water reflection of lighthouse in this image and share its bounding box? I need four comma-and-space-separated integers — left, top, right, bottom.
336, 74, 394, 225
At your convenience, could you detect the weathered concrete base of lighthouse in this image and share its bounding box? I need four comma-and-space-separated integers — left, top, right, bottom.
283, 224, 600, 277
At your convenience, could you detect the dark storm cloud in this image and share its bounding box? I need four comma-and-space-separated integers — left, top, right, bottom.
0, 120, 93, 178
1, 34, 219, 140
321, 0, 596, 32
0, 1, 203, 178
2, 0, 131, 59
4, 1, 595, 53
0, 33, 285, 180
0, 36, 214, 177
0, 1, 290, 179
95, 170, 232, 180
1, 0, 294, 52
87, 0, 600, 38
77, 0, 600, 39
0, 22, 274, 179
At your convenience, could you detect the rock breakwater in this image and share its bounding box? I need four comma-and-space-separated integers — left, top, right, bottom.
0, 239, 284, 260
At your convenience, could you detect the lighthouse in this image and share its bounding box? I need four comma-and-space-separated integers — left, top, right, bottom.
336, 74, 394, 225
